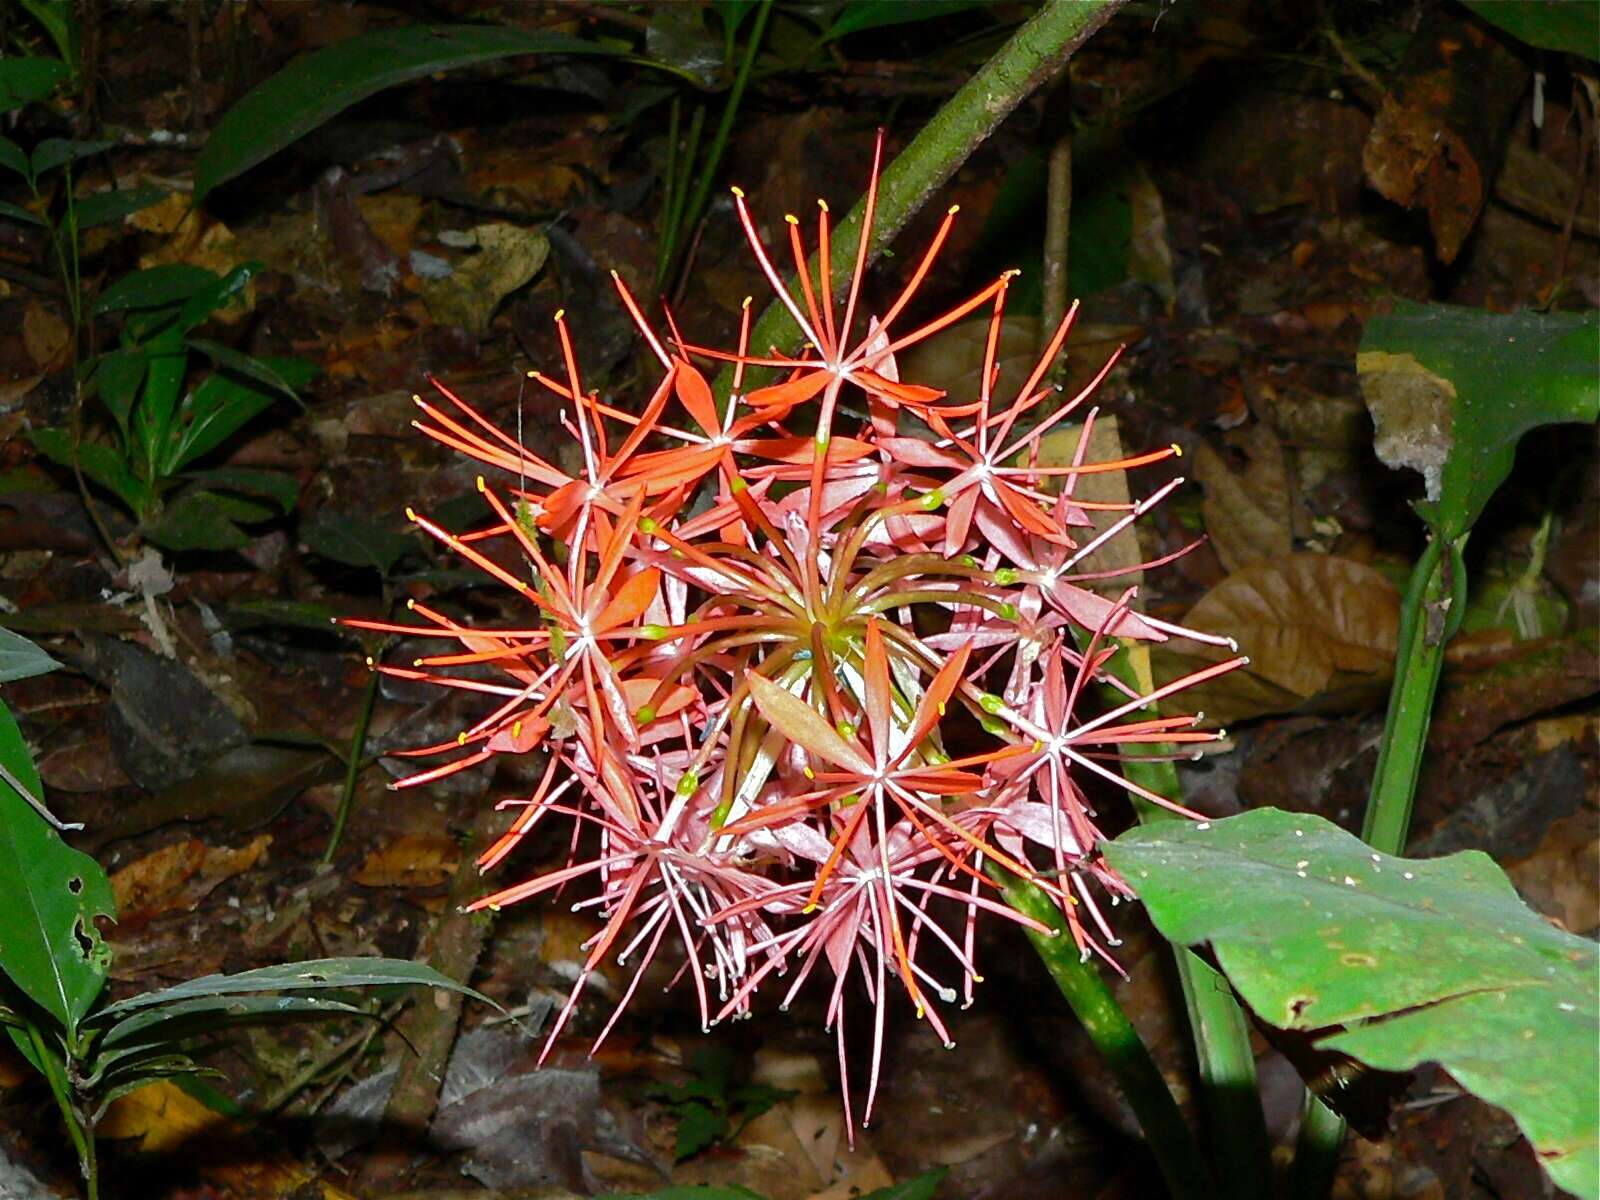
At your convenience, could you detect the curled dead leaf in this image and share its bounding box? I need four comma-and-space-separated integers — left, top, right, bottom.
1155, 554, 1400, 726
1193, 423, 1293, 572
351, 832, 461, 888
110, 834, 271, 926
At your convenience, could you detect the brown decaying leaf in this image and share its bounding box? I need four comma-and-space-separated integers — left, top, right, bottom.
1156, 554, 1400, 726
109, 834, 271, 926
351, 832, 461, 888
1193, 423, 1293, 573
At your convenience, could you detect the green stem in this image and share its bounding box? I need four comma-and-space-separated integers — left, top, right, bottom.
29, 1020, 95, 1198
661, 0, 773, 293
321, 664, 379, 864
714, 0, 1130, 400
989, 862, 1215, 1200
1099, 656, 1274, 1200
1361, 533, 1456, 855
1290, 1092, 1347, 1200
1294, 535, 1461, 1196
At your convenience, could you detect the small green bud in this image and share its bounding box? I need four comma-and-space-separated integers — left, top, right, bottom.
640, 623, 669, 640
978, 692, 1006, 715
920, 489, 945, 511
638, 516, 658, 534
997, 602, 1018, 621
994, 567, 1018, 586
676, 770, 700, 797
636, 705, 657, 725
730, 476, 749, 493
979, 715, 1007, 736
836, 720, 856, 739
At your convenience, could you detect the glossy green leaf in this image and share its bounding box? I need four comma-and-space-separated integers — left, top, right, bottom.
826, 1, 988, 40
0, 57, 68, 115
1106, 809, 1600, 1200
194, 25, 607, 201
72, 185, 166, 229
0, 630, 61, 683
94, 264, 218, 315
141, 491, 249, 551
0, 137, 28, 179
1358, 302, 1600, 540
1462, 0, 1600, 60
0, 199, 46, 226
0, 703, 116, 1038
301, 514, 417, 576
186, 342, 315, 405
184, 467, 300, 513
92, 348, 147, 443
28, 137, 110, 177
90, 957, 496, 1020
98, 992, 374, 1052
166, 375, 279, 473
19, 1, 82, 76
28, 427, 148, 515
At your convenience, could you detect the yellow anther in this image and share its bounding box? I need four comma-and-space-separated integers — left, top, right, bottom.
457, 732, 468, 745
730, 185, 745, 198
742, 295, 752, 309
948, 204, 959, 215
802, 766, 815, 780
364, 656, 375, 667
476, 475, 486, 492
406, 598, 416, 609
413, 658, 424, 667
1172, 442, 1183, 457
609, 268, 620, 279
553, 308, 565, 322
938, 703, 946, 715
512, 721, 523, 738
411, 393, 422, 403
818, 198, 829, 212
405, 506, 419, 522
527, 369, 540, 379
785, 213, 798, 225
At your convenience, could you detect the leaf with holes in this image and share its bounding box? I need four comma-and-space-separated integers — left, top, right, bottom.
0, 702, 116, 1038
1106, 809, 1599, 1200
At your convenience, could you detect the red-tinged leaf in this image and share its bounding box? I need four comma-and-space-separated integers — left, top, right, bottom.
617, 676, 697, 719
863, 619, 892, 763
537, 479, 588, 530
674, 358, 721, 435
944, 485, 979, 556
854, 369, 944, 406
992, 479, 1060, 538
622, 445, 723, 489
1050, 581, 1165, 641
744, 370, 831, 410
744, 671, 874, 776
897, 641, 972, 764
593, 568, 661, 632
875, 437, 965, 469
610, 367, 677, 467
742, 435, 876, 465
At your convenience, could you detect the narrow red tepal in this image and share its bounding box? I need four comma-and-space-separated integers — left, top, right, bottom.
342, 135, 1244, 1135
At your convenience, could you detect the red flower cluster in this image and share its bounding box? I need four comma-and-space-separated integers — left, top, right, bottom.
346, 138, 1243, 1131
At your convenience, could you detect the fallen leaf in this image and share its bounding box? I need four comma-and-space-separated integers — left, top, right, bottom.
101, 1080, 358, 1198
1156, 554, 1400, 725
351, 832, 460, 888
1193, 423, 1293, 572
110, 834, 271, 925
417, 222, 550, 336
22, 301, 71, 371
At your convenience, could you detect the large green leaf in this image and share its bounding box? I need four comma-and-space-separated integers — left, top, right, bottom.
1358, 302, 1600, 541
1106, 809, 1599, 1200
0, 57, 68, 116
826, 1, 989, 40
89, 957, 497, 1020
0, 630, 60, 683
94, 264, 218, 315
193, 25, 607, 201
1462, 1, 1600, 60
0, 704, 116, 1038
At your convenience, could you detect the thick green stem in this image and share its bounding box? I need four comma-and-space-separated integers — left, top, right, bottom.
1295, 535, 1461, 1196
714, 0, 1130, 399
1099, 654, 1274, 1200
1361, 534, 1455, 855
989, 862, 1215, 1200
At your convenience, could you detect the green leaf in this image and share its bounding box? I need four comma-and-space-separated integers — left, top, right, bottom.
90, 957, 497, 1020
166, 375, 279, 473
1105, 809, 1600, 1200
301, 514, 417, 576
184, 467, 299, 513
600, 1188, 768, 1200
193, 25, 608, 202
28, 138, 110, 177
826, 1, 988, 40
0, 136, 27, 178
859, 1171, 949, 1200
132, 351, 189, 477
0, 200, 45, 226
28, 427, 148, 515
1462, 0, 1600, 60
0, 703, 116, 1038
19, 1, 82, 77
0, 630, 60, 683
98, 992, 374, 1052
91, 348, 147, 443
95, 264, 219, 315
71, 185, 166, 229
186, 341, 315, 405
0, 57, 69, 115
220, 598, 345, 634
1358, 303, 1600, 541
142, 490, 250, 551
173, 263, 259, 335
673, 1099, 727, 1161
